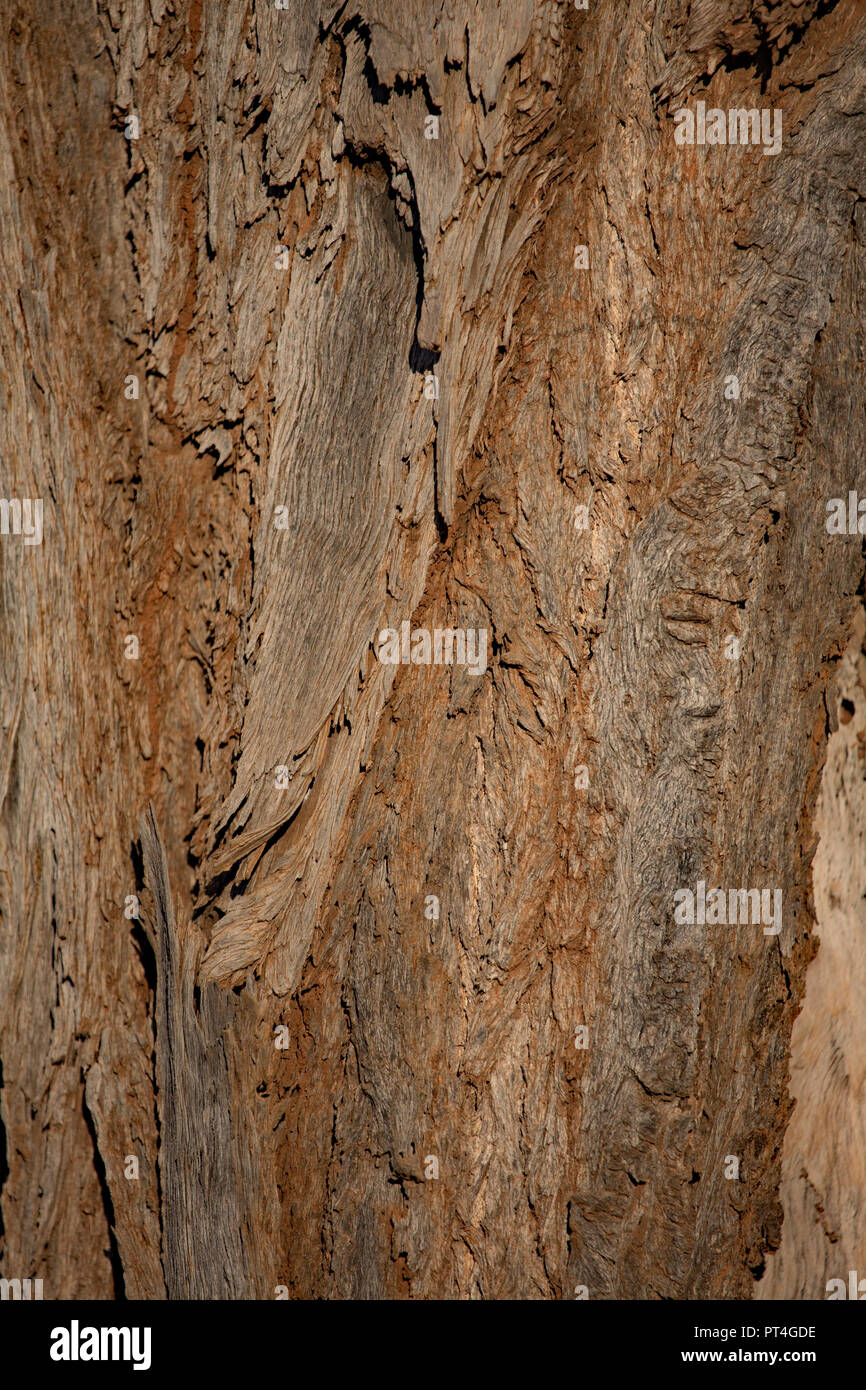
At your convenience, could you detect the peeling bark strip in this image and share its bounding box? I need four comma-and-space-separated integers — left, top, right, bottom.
140, 807, 270, 1299
0, 0, 864, 1301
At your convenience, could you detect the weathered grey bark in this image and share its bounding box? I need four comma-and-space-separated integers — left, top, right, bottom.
0, 0, 864, 1300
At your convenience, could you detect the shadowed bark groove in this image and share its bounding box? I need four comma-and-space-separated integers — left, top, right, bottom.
0, 0, 864, 1300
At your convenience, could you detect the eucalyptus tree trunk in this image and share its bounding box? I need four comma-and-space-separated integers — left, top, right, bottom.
1, 0, 864, 1301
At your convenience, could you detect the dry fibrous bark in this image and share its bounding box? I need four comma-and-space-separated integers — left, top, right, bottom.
0, 0, 864, 1301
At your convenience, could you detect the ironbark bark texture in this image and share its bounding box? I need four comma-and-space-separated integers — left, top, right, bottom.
0, 0, 864, 1300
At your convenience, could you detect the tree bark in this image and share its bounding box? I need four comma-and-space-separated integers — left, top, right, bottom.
0, 0, 864, 1300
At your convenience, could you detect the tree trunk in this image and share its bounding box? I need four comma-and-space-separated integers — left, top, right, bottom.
1, 0, 864, 1300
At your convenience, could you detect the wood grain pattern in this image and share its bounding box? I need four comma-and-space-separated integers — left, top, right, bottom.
0, 0, 864, 1300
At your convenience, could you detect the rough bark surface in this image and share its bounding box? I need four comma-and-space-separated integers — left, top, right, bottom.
0, 0, 864, 1300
